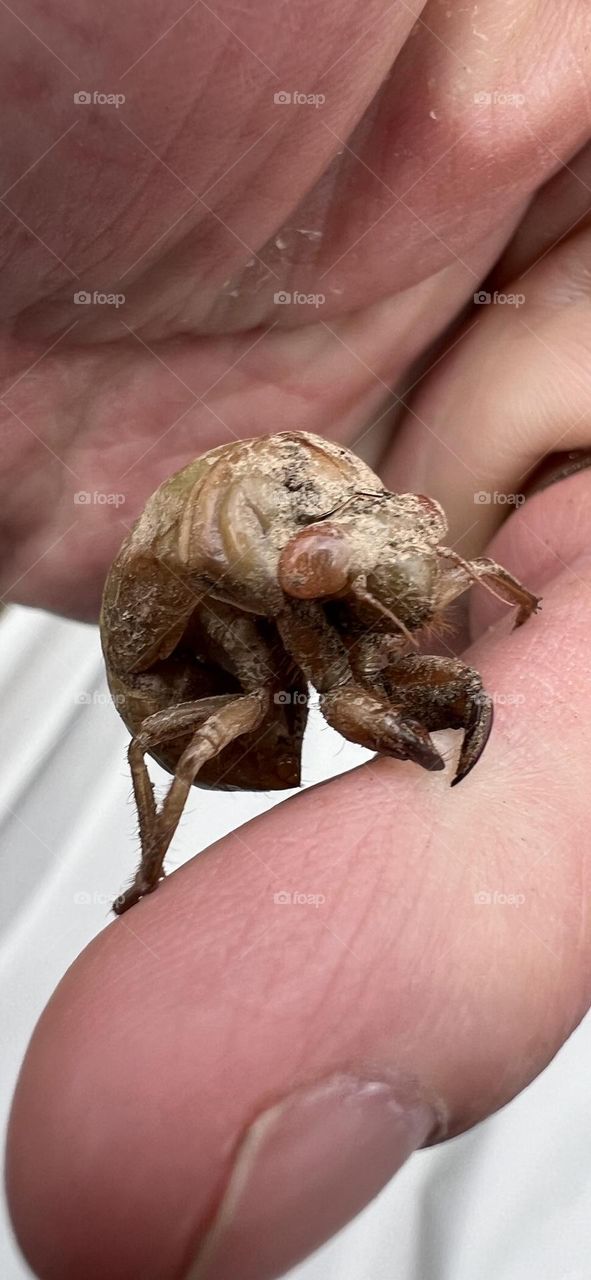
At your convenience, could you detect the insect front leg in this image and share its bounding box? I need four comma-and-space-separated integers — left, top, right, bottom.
276, 601, 444, 772
436, 549, 540, 627
379, 652, 493, 785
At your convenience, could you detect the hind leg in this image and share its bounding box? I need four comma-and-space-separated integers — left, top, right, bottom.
115, 690, 269, 915
116, 599, 291, 914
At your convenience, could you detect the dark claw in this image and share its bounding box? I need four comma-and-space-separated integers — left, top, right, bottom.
383, 713, 445, 772
112, 876, 162, 915
320, 687, 446, 772
451, 693, 494, 786
513, 595, 542, 629
112, 885, 144, 915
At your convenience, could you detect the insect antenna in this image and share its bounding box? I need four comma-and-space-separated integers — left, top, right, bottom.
350, 579, 419, 648
438, 547, 520, 610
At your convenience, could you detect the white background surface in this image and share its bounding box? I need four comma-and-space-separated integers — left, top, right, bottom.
0, 605, 589, 1279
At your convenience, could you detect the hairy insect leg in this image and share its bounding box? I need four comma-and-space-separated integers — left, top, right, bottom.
117, 603, 290, 915
115, 691, 269, 914
436, 549, 540, 627
128, 697, 234, 848
155, 688, 268, 861
276, 601, 444, 772
117, 696, 240, 914
379, 652, 494, 785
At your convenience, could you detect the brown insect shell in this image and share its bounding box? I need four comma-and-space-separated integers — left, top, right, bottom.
99, 433, 384, 783
345, 496, 448, 625
172, 433, 385, 613
101, 438, 449, 685
278, 493, 448, 611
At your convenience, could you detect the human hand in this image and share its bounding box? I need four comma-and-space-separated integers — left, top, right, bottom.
4, 2, 591, 1277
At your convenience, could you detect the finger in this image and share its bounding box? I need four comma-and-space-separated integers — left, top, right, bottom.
382, 203, 591, 559
7, 470, 591, 1280
495, 140, 591, 283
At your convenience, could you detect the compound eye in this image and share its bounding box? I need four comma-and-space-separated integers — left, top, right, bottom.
278, 523, 351, 599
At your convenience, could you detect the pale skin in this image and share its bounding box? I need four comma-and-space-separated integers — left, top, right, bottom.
3, 2, 591, 1279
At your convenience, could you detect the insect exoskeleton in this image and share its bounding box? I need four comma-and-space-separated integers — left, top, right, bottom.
101, 431, 540, 913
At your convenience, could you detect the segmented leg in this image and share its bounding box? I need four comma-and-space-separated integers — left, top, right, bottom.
436, 549, 541, 627
115, 691, 269, 915
116, 601, 286, 914
125, 695, 236, 885
276, 601, 444, 772
378, 652, 493, 785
